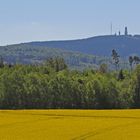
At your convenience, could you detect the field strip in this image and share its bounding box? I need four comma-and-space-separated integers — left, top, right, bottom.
25, 113, 140, 120
0, 117, 62, 128
0, 110, 140, 140
71, 121, 139, 140
1, 111, 140, 120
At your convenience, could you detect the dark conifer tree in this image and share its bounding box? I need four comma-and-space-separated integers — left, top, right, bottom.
118, 69, 125, 80
129, 56, 134, 71
111, 49, 120, 71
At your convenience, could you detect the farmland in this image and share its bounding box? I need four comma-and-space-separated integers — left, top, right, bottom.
0, 110, 140, 140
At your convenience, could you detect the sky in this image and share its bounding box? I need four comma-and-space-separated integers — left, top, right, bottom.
0, 0, 140, 45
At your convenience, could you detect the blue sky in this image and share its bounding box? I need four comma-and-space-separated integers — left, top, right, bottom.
0, 0, 140, 45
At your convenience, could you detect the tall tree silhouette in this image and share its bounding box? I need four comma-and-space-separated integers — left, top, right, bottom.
133, 56, 140, 65
129, 56, 134, 71
0, 56, 4, 68
111, 49, 120, 71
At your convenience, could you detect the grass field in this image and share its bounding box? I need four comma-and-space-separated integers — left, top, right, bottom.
0, 110, 140, 140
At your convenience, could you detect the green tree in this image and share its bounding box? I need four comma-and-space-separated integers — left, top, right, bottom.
133, 56, 140, 65
132, 65, 140, 108
0, 56, 4, 68
129, 56, 134, 71
46, 57, 67, 72
118, 69, 125, 80
99, 63, 108, 73
111, 49, 120, 71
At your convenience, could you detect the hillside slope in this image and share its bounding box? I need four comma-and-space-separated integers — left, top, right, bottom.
25, 35, 140, 56
1, 34, 138, 69
0, 44, 108, 69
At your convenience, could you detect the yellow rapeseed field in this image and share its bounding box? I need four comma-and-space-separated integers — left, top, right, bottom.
0, 110, 140, 140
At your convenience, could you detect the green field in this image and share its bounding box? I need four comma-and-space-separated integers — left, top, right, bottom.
0, 110, 140, 140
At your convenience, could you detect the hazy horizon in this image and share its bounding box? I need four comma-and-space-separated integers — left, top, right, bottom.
0, 0, 140, 45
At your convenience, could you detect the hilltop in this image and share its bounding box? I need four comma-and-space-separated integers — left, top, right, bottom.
25, 34, 140, 57
1, 30, 140, 68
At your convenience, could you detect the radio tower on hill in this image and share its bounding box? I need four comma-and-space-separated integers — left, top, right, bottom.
125, 27, 128, 36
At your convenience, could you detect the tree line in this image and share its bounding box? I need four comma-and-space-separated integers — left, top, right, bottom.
111, 49, 140, 71
0, 56, 140, 109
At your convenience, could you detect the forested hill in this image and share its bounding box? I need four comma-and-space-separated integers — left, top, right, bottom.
0, 44, 109, 70
2, 34, 140, 69
24, 35, 140, 56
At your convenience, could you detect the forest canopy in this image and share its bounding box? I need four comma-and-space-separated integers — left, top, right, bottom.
0, 57, 140, 109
